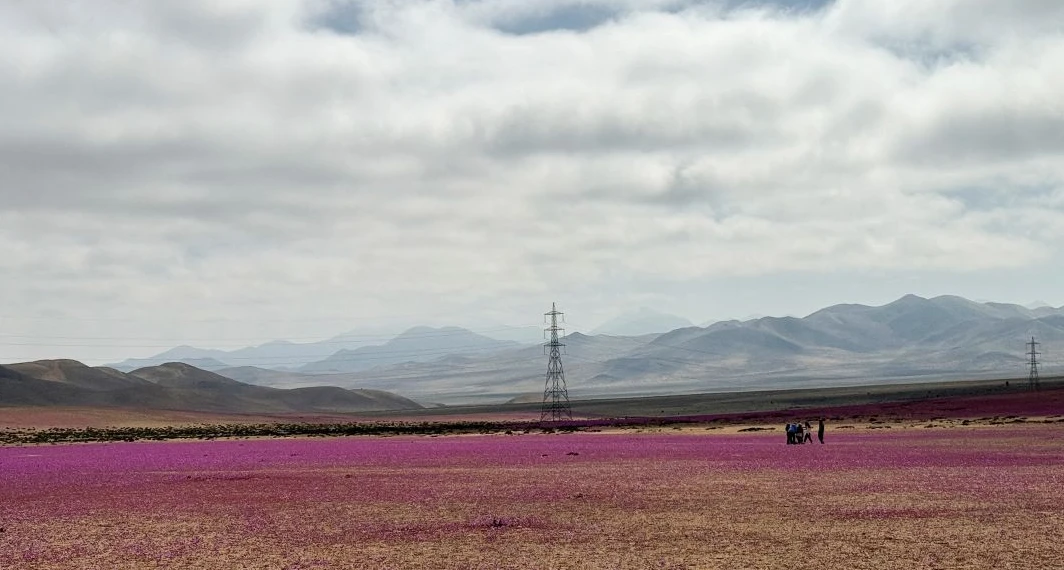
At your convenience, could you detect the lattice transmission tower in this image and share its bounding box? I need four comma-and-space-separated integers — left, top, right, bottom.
1027, 336, 1040, 391
541, 303, 572, 422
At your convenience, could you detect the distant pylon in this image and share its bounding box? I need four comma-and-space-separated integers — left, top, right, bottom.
1027, 336, 1040, 391
541, 303, 572, 422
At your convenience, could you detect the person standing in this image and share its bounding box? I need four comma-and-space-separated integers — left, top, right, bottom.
817, 419, 825, 444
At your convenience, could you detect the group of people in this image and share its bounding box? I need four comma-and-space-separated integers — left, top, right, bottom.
785, 419, 825, 444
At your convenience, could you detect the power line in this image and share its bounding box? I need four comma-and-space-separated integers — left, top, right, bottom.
0, 324, 551, 343
0, 307, 594, 325
0, 341, 534, 366
0, 326, 545, 346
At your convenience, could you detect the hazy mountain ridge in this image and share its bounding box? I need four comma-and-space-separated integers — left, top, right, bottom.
19, 295, 1064, 407
109, 326, 525, 372
229, 295, 1064, 404
298, 326, 519, 374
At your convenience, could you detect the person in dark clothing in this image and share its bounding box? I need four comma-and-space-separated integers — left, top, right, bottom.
786, 423, 795, 444
817, 419, 825, 444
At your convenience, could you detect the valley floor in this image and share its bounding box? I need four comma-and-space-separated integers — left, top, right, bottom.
3, 375, 1062, 433
2, 423, 1063, 569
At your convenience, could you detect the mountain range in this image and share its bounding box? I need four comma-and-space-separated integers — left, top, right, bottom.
8, 295, 1064, 408
219, 295, 1064, 404
110, 326, 521, 372
297, 326, 519, 374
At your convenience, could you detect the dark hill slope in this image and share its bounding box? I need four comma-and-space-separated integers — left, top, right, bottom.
279, 386, 423, 413
0, 364, 88, 405
130, 362, 423, 412
0, 362, 171, 407
132, 363, 423, 412
130, 363, 287, 413
1, 360, 421, 413
7, 359, 152, 391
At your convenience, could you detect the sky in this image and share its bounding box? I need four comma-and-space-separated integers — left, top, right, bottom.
2, 0, 1063, 365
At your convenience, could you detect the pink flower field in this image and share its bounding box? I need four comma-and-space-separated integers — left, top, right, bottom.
3, 424, 1064, 569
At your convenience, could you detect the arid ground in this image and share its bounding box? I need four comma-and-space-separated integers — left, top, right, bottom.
3, 414, 1063, 569
3, 375, 1061, 430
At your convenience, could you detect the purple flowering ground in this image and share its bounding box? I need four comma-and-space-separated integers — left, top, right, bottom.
2, 424, 1063, 569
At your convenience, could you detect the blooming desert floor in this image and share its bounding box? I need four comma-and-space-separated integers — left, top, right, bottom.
3, 424, 1063, 569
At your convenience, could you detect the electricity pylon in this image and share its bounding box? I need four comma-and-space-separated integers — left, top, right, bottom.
1027, 336, 1040, 391
541, 303, 572, 422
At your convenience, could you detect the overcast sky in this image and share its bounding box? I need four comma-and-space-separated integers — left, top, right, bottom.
2, 0, 1063, 364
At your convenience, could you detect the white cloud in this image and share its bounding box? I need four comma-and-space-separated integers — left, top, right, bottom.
1, 0, 1062, 361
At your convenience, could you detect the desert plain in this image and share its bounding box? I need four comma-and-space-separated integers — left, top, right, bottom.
2, 382, 1063, 569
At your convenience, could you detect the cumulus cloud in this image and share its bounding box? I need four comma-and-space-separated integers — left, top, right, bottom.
0, 0, 1062, 360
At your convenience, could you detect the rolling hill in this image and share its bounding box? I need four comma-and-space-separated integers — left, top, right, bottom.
0, 360, 422, 413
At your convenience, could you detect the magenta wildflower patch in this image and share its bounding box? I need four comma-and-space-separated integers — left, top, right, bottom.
2, 425, 1064, 569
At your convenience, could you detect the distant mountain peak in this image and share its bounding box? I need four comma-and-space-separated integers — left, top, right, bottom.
400, 325, 438, 334
931, 294, 970, 303
592, 308, 694, 336
394, 325, 478, 339
297, 324, 518, 374
156, 361, 201, 371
